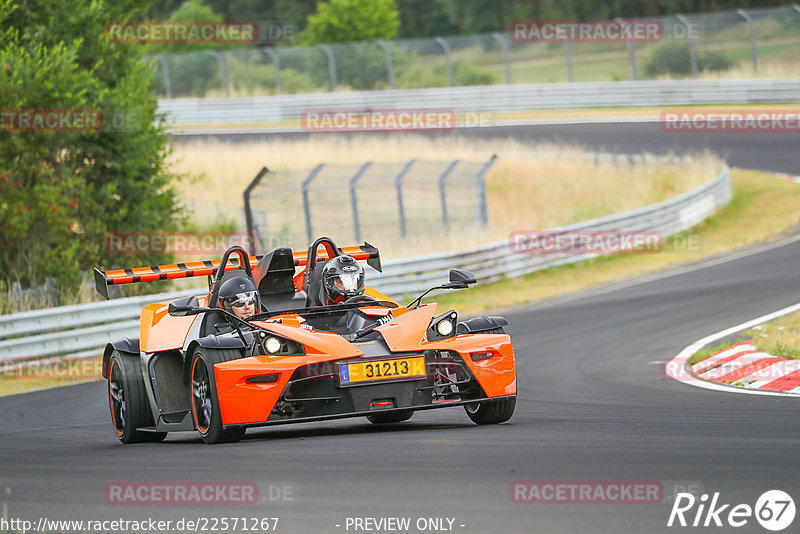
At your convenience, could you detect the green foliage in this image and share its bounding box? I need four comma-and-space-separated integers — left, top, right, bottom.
0, 0, 181, 298
454, 63, 499, 86
302, 0, 400, 45
644, 41, 733, 78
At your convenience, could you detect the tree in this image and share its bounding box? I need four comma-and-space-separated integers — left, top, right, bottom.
302, 0, 400, 44
0, 0, 180, 299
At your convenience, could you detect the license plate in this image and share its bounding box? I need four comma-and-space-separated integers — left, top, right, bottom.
339, 356, 426, 386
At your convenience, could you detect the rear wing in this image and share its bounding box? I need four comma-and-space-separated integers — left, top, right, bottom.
94, 242, 381, 299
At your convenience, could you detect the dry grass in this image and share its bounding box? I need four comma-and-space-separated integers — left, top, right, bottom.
169, 136, 721, 259
745, 311, 800, 359
431, 169, 800, 315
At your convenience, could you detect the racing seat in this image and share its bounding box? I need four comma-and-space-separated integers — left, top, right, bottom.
304, 259, 329, 307
252, 247, 307, 312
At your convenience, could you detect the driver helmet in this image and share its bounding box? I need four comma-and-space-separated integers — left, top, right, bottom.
218, 276, 260, 315
322, 255, 365, 304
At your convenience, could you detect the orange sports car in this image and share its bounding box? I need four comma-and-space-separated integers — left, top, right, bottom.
95, 237, 516, 444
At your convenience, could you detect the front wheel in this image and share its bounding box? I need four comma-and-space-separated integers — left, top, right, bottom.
464, 397, 516, 425
190, 348, 246, 444
108, 350, 167, 444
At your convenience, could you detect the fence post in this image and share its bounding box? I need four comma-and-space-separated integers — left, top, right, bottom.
376, 40, 395, 89
476, 155, 497, 227
208, 51, 229, 96
616, 18, 637, 81
318, 45, 338, 90
349, 162, 372, 243
736, 9, 758, 76
154, 55, 172, 98
438, 160, 460, 230
302, 164, 326, 243
434, 37, 454, 87
261, 46, 283, 93
564, 41, 574, 82
394, 159, 416, 238
491, 32, 511, 84
243, 167, 269, 254
676, 15, 698, 78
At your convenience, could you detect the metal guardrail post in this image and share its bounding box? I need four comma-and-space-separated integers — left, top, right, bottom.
261, 47, 283, 93
438, 160, 460, 230
795, 4, 800, 15
434, 37, 454, 87
154, 55, 172, 98
318, 45, 338, 90
243, 167, 269, 255
736, 9, 758, 76
616, 18, 637, 81
208, 51, 229, 97
349, 162, 372, 243
376, 40, 395, 89
564, 41, 574, 82
476, 155, 497, 227
491, 32, 511, 84
394, 159, 416, 238
302, 164, 326, 243
676, 15, 698, 79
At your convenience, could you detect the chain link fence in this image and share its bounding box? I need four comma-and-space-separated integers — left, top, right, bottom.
147, 6, 800, 98
243, 157, 496, 255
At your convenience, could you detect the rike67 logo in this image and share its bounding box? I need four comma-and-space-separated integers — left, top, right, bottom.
668, 490, 795, 531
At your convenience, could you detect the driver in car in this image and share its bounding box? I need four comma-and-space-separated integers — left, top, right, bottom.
321, 255, 366, 305
218, 277, 260, 319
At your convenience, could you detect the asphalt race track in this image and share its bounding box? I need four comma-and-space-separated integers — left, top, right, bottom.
1, 124, 798, 534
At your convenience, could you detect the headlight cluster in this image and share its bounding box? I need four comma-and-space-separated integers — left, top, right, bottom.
427, 310, 458, 341
257, 331, 305, 356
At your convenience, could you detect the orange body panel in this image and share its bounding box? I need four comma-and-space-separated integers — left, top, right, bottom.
139, 295, 205, 353
215, 353, 347, 425
438, 334, 517, 397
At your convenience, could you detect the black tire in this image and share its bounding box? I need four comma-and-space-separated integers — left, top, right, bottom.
190, 348, 246, 444
464, 397, 516, 425
366, 410, 413, 424
108, 350, 167, 444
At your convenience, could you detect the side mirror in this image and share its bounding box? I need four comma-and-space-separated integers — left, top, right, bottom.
168, 295, 200, 316
449, 269, 477, 286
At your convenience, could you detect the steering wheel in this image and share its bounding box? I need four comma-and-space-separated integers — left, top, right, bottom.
344, 295, 378, 305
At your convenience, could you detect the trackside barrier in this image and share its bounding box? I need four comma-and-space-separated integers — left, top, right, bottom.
158, 79, 800, 126
0, 164, 731, 365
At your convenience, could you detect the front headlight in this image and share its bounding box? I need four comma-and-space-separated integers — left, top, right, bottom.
257, 331, 305, 356
427, 310, 458, 341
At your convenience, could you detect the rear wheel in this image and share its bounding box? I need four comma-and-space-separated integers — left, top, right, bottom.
366, 410, 413, 424
190, 348, 246, 444
464, 397, 516, 425
108, 350, 167, 444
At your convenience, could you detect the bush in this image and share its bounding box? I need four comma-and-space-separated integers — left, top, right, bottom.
0, 0, 181, 298
644, 41, 733, 78
454, 63, 499, 86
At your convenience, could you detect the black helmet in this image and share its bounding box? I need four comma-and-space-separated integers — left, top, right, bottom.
322, 255, 365, 304
218, 276, 259, 314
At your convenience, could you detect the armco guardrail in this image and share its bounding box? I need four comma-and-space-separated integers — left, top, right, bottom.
0, 164, 731, 365
159, 79, 800, 126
